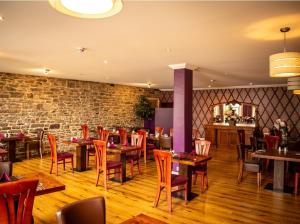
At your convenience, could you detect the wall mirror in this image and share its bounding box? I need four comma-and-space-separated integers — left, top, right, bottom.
212, 100, 257, 125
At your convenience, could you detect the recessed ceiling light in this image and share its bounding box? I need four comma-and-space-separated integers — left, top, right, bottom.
76, 47, 87, 53
249, 82, 253, 85
103, 60, 108, 64
210, 79, 215, 83
44, 68, 50, 75
165, 48, 172, 53
0, 16, 4, 22
208, 85, 211, 88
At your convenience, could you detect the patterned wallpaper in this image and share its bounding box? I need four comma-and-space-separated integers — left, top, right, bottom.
160, 87, 300, 138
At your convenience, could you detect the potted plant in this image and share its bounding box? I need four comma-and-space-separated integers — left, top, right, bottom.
134, 96, 155, 120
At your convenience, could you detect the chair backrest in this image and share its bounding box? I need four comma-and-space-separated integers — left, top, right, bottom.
0, 161, 12, 177
48, 133, 57, 161
169, 128, 173, 137
153, 150, 172, 187
155, 127, 164, 136
137, 130, 147, 152
93, 140, 107, 172
194, 140, 210, 156
37, 129, 44, 142
262, 127, 270, 136
100, 130, 109, 142
56, 196, 106, 224
131, 134, 143, 157
237, 129, 246, 145
119, 128, 127, 145
96, 126, 103, 138
264, 135, 280, 151
0, 179, 39, 224
192, 129, 199, 139
81, 124, 89, 140
159, 136, 172, 150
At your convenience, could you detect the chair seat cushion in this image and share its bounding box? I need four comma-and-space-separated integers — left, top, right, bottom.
171, 174, 188, 187
126, 154, 139, 161
57, 152, 73, 160
107, 161, 122, 169
244, 159, 261, 172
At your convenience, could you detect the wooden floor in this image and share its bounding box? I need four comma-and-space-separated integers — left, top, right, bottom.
13, 148, 300, 224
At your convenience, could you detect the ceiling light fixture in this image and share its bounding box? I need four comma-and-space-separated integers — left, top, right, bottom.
76, 47, 87, 53
44, 68, 50, 75
147, 82, 152, 88
293, 90, 300, 94
0, 16, 4, 22
270, 27, 300, 78
48, 0, 123, 19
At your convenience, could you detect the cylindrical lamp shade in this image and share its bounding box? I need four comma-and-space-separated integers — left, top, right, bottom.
293, 90, 300, 94
270, 52, 300, 77
287, 77, 300, 90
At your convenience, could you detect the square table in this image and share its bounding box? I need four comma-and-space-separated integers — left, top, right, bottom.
252, 149, 300, 192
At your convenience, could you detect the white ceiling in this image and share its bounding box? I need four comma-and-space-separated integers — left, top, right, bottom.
0, 1, 300, 89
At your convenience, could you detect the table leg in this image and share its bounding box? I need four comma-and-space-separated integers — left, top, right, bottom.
75, 145, 87, 172
25, 142, 30, 160
121, 153, 127, 182
8, 141, 16, 163
273, 160, 284, 191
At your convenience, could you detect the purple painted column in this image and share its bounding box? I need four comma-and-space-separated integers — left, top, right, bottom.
169, 64, 193, 153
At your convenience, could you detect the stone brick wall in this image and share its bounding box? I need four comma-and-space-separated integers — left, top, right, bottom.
0, 72, 160, 156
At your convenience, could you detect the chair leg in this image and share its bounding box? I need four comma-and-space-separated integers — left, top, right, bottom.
130, 160, 134, 178
154, 186, 163, 207
137, 160, 142, 175
50, 161, 53, 174
257, 172, 261, 188
56, 162, 59, 176
237, 160, 244, 183
144, 149, 147, 164
104, 169, 107, 191
71, 157, 74, 173
96, 170, 100, 186
167, 186, 172, 213
201, 174, 205, 193
39, 143, 43, 159
295, 173, 299, 195
120, 167, 123, 184
63, 160, 66, 171
193, 173, 198, 185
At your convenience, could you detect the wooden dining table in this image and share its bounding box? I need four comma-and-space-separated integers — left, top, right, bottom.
107, 144, 142, 182
0, 136, 30, 162
172, 152, 212, 200
63, 139, 94, 172
252, 149, 300, 192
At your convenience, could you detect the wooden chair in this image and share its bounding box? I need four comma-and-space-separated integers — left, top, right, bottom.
81, 124, 96, 167
295, 166, 300, 195
262, 127, 270, 136
96, 125, 104, 139
0, 179, 39, 224
193, 140, 210, 192
159, 136, 172, 150
137, 130, 147, 164
237, 130, 262, 187
48, 133, 74, 176
25, 129, 44, 159
100, 130, 109, 142
126, 134, 143, 178
155, 127, 164, 136
119, 128, 127, 145
192, 129, 200, 139
264, 135, 280, 170
93, 140, 123, 190
0, 147, 8, 162
169, 128, 173, 137
81, 124, 90, 140
57, 196, 106, 224
153, 150, 188, 212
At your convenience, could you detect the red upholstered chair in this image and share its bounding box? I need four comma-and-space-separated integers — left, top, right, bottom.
192, 129, 200, 140
0, 179, 39, 224
93, 140, 123, 190
295, 166, 300, 195
155, 127, 164, 136
81, 124, 96, 167
153, 150, 188, 212
137, 130, 147, 164
119, 128, 127, 145
193, 140, 210, 192
48, 133, 74, 176
81, 124, 90, 140
126, 134, 143, 178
